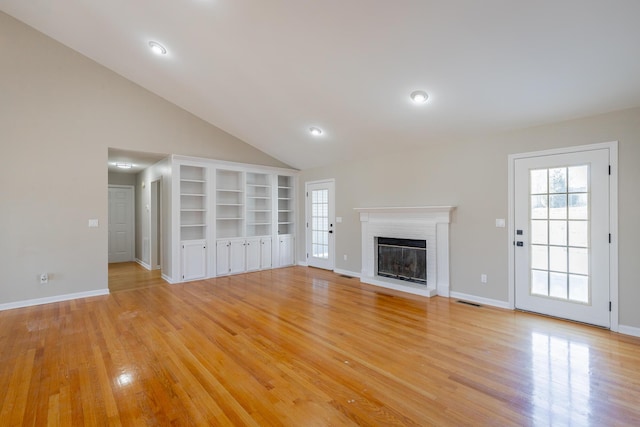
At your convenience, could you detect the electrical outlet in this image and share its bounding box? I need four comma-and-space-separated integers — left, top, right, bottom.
343, 254, 348, 261
480, 274, 487, 283
40, 273, 49, 284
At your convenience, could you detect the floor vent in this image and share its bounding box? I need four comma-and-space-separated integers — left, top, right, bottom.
339, 274, 355, 279
457, 300, 482, 307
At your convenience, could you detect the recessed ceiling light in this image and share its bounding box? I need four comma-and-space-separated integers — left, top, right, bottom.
410, 90, 429, 104
148, 41, 167, 56
309, 127, 323, 136
116, 162, 132, 169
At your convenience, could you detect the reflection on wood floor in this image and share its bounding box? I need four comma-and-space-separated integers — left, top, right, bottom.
1, 266, 640, 425
108, 261, 164, 292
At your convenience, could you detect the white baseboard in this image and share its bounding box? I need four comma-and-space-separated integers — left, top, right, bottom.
297, 261, 308, 267
333, 268, 361, 278
0, 289, 110, 311
136, 258, 152, 270
449, 291, 511, 309
161, 273, 175, 284
618, 325, 640, 338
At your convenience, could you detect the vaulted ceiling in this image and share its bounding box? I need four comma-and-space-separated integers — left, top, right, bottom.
3, 1, 640, 170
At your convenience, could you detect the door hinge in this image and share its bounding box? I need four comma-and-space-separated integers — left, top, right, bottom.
306, 191, 308, 197
306, 253, 309, 258
609, 233, 611, 243
609, 165, 611, 175
609, 301, 612, 312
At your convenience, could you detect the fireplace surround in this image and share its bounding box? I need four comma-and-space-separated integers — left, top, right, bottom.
355, 206, 455, 297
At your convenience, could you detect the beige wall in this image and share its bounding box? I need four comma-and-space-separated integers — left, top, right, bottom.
299, 107, 640, 329
0, 13, 287, 305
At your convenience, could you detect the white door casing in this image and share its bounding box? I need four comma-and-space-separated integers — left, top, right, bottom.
305, 180, 335, 270
509, 142, 618, 330
108, 185, 134, 263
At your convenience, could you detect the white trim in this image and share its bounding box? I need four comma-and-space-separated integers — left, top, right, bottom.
333, 268, 361, 278
161, 273, 175, 284
507, 141, 619, 330
354, 206, 456, 215
136, 258, 152, 270
0, 289, 110, 311
297, 261, 309, 267
618, 325, 640, 338
171, 154, 299, 175
449, 291, 511, 310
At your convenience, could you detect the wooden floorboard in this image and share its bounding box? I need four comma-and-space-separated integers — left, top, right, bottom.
1, 265, 640, 425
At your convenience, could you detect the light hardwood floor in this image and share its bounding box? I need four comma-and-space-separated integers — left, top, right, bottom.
1, 265, 639, 425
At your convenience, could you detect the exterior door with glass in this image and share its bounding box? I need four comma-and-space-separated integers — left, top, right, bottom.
305, 180, 335, 270
514, 148, 610, 327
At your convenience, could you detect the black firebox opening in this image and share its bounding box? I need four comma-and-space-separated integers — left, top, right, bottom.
376, 237, 427, 285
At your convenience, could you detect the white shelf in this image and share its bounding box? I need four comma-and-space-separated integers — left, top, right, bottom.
180, 165, 207, 241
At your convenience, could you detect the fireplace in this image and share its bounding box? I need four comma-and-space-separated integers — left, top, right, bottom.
376, 237, 427, 285
355, 206, 455, 297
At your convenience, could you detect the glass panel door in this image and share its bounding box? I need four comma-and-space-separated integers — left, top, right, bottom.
514, 148, 610, 327
305, 180, 335, 270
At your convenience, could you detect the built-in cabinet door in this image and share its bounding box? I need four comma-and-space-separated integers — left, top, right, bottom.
182, 241, 206, 281
230, 240, 246, 274
261, 237, 272, 269
245, 238, 261, 271
278, 235, 294, 267
216, 240, 230, 276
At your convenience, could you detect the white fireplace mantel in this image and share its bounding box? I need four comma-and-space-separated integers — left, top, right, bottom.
355, 206, 456, 298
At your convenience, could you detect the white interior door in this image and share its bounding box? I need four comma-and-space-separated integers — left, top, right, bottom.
108, 186, 134, 263
514, 148, 610, 327
305, 180, 335, 270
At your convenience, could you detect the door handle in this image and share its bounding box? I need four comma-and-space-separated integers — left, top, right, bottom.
328, 230, 333, 234
516, 241, 524, 247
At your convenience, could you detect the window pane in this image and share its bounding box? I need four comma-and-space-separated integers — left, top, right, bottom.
531, 245, 548, 270
550, 272, 568, 299
531, 220, 548, 245
531, 195, 548, 219
568, 165, 588, 192
549, 221, 567, 246
531, 270, 548, 296
531, 169, 548, 194
549, 246, 568, 272
569, 275, 589, 303
569, 247, 588, 275
568, 194, 588, 220
549, 194, 567, 219
549, 168, 567, 193
569, 221, 588, 248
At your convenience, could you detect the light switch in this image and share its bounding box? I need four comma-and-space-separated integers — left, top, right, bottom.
88, 219, 99, 228
495, 219, 505, 228
336, 216, 343, 223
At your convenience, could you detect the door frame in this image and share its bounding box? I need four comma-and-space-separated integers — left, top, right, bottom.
150, 179, 162, 270
507, 141, 618, 331
108, 184, 135, 263
305, 179, 336, 270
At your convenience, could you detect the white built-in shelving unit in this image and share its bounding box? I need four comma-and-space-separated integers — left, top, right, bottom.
170, 156, 297, 283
